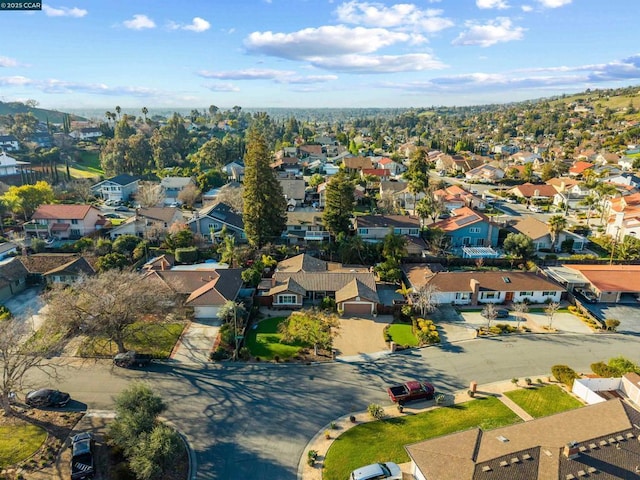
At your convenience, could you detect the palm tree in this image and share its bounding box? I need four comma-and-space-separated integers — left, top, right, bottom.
548, 215, 568, 251
579, 194, 598, 227
105, 111, 112, 126
115, 106, 121, 119
141, 107, 148, 122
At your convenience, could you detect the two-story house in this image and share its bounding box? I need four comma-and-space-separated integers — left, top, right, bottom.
283, 211, 330, 244
91, 174, 140, 203
187, 202, 246, 243
69, 127, 103, 141
0, 135, 20, 152
161, 176, 196, 206
432, 207, 499, 249
0, 151, 26, 176
354, 215, 421, 241
26, 204, 106, 240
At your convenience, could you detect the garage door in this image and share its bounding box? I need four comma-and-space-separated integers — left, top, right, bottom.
343, 302, 372, 315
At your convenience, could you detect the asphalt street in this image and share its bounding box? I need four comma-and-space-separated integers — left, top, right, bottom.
25, 333, 640, 480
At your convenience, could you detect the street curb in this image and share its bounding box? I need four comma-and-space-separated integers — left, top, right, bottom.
161, 416, 198, 480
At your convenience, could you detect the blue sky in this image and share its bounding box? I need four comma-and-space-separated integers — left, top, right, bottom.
1, 0, 639, 110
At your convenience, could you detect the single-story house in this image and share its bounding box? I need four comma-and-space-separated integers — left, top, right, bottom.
0, 242, 18, 261
109, 207, 184, 240
464, 164, 504, 183
160, 176, 196, 205
0, 257, 29, 302
145, 267, 243, 319
0, 151, 26, 176
509, 217, 586, 252
406, 398, 640, 480
265, 254, 379, 315
19, 253, 97, 285
508, 183, 558, 201
91, 174, 140, 203
559, 264, 640, 304
43, 256, 95, 284
279, 177, 306, 206
405, 268, 563, 305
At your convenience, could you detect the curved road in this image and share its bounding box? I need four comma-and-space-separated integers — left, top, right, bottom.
31, 333, 640, 480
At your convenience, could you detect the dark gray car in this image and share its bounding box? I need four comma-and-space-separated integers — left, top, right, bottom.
25, 388, 70, 408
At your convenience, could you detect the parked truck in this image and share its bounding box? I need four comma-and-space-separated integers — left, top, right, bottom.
71, 432, 94, 480
113, 351, 153, 368
387, 380, 435, 405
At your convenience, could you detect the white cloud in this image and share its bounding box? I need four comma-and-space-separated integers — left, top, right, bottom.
205, 83, 240, 92
0, 76, 161, 96
277, 75, 339, 84
43, 4, 87, 17
334, 1, 454, 33
537, 0, 571, 7
476, 0, 509, 9
0, 76, 31, 86
123, 14, 156, 30
199, 68, 296, 80
0, 56, 18, 68
452, 17, 525, 47
309, 53, 446, 73
245, 25, 409, 60
169, 17, 210, 32
521, 5, 533, 12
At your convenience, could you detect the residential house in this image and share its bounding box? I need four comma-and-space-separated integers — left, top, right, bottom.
42, 257, 95, 284
0, 242, 18, 261
323, 162, 340, 176
0, 152, 23, 176
406, 399, 640, 480
278, 177, 306, 208
376, 157, 406, 176
606, 173, 640, 189
509, 151, 541, 164
354, 215, 421, 241
433, 185, 474, 212
464, 164, 504, 183
298, 144, 325, 160
271, 156, 302, 175
492, 144, 519, 155
222, 161, 245, 182
146, 267, 244, 319
605, 192, 640, 239
432, 207, 499, 249
26, 204, 106, 239
91, 174, 140, 203
559, 264, 640, 303
594, 151, 620, 165
27, 132, 53, 148
0, 135, 20, 152
265, 254, 379, 314
160, 176, 195, 205
510, 216, 586, 252
187, 202, 246, 243
283, 211, 330, 244
109, 207, 184, 240
405, 268, 563, 305
508, 183, 558, 202
361, 168, 391, 182
0, 257, 29, 302
201, 181, 241, 204
618, 156, 635, 171
569, 161, 595, 177
69, 127, 103, 141
343, 157, 373, 174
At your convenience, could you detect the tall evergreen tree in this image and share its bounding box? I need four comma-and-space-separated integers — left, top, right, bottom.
323, 171, 355, 238
242, 116, 286, 248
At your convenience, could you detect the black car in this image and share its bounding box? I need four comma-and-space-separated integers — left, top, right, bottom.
71, 432, 95, 480
25, 389, 70, 408
575, 288, 597, 303
481, 308, 510, 319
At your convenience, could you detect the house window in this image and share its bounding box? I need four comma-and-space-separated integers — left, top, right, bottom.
70, 229, 81, 237
277, 294, 297, 304
542, 291, 555, 296
483, 292, 497, 299
519, 291, 534, 296
293, 226, 302, 230
455, 292, 470, 300
462, 237, 471, 246
409, 229, 419, 235
469, 227, 480, 233
393, 228, 402, 234
358, 228, 369, 235
71, 219, 78, 225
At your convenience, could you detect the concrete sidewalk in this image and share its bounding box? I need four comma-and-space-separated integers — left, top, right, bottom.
298, 375, 557, 480
170, 318, 221, 364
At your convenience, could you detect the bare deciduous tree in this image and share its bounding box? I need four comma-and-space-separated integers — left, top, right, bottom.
177, 183, 201, 208
215, 186, 244, 212
0, 318, 62, 416
545, 301, 560, 330
412, 283, 440, 317
136, 181, 165, 208
512, 302, 529, 330
66, 179, 95, 203
482, 303, 498, 329
44, 271, 179, 353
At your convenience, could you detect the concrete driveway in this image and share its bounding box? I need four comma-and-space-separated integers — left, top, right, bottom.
585, 303, 640, 333
458, 307, 593, 334
3, 286, 47, 332
332, 314, 392, 358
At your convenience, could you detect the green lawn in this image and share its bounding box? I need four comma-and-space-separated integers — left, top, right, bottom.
504, 385, 583, 418
68, 149, 103, 179
0, 422, 47, 467
245, 317, 307, 360
77, 322, 185, 358
387, 323, 418, 347
323, 397, 521, 480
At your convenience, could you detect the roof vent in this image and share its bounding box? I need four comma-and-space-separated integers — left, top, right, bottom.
502, 277, 511, 283
497, 436, 509, 443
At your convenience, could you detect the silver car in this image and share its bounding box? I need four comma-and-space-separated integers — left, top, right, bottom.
350, 462, 402, 480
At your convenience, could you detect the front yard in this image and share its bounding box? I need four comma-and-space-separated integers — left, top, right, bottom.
386, 323, 419, 347
504, 384, 583, 418
244, 317, 307, 361
322, 397, 521, 480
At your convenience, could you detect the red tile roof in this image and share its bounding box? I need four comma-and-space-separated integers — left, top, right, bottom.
32, 204, 97, 220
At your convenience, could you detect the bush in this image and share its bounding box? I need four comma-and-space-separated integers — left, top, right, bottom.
175, 247, 198, 264
209, 346, 229, 361
605, 319, 620, 331
367, 403, 385, 420
382, 325, 392, 343
320, 296, 337, 312
591, 361, 617, 377
413, 318, 440, 345
551, 364, 579, 388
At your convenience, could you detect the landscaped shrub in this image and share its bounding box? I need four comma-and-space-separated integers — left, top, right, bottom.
489, 323, 517, 334
382, 325, 392, 343
320, 296, 337, 312
175, 247, 198, 263
590, 361, 617, 377
367, 403, 385, 420
551, 364, 579, 388
413, 318, 440, 345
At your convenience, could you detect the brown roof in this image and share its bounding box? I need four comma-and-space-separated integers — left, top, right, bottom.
343, 157, 373, 170
270, 271, 378, 302
407, 399, 640, 480
44, 257, 95, 277
32, 204, 97, 220
20, 254, 98, 274
148, 268, 243, 305
562, 264, 640, 292
510, 216, 550, 240
276, 254, 328, 273
335, 278, 379, 303
510, 183, 558, 198
402, 263, 446, 288
137, 207, 180, 224
0, 257, 29, 290
421, 270, 563, 292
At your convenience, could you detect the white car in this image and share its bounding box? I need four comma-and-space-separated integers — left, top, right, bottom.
350, 462, 402, 480
529, 205, 543, 213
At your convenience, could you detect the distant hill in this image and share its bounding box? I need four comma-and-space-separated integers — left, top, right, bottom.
0, 101, 85, 123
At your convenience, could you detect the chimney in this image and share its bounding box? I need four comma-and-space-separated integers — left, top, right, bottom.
563, 441, 580, 459
470, 279, 480, 306
534, 189, 540, 197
